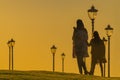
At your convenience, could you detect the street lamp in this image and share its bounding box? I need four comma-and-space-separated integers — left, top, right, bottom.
61, 53, 65, 72
103, 37, 107, 77
105, 25, 113, 77
7, 38, 15, 71
7, 40, 11, 70
88, 5, 98, 35
51, 45, 57, 72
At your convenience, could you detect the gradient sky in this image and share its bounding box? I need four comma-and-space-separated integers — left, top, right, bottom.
0, 0, 119, 77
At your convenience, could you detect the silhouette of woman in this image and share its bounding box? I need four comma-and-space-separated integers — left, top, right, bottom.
88, 31, 106, 76
72, 19, 89, 74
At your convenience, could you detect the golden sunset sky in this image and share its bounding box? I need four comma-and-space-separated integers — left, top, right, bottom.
0, 0, 119, 77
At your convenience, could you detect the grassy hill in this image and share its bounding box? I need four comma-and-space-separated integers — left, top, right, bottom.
0, 70, 119, 80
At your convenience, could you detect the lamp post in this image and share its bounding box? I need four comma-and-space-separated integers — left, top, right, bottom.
51, 45, 57, 72
103, 37, 107, 77
7, 38, 15, 71
7, 40, 11, 70
61, 53, 65, 72
88, 5, 98, 36
105, 25, 113, 77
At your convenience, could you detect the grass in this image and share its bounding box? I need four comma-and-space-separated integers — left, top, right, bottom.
0, 70, 119, 80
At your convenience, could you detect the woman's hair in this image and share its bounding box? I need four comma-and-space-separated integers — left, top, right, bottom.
76, 19, 84, 30
93, 31, 99, 38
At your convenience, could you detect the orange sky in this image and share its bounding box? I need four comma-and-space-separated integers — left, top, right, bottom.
0, 0, 119, 77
